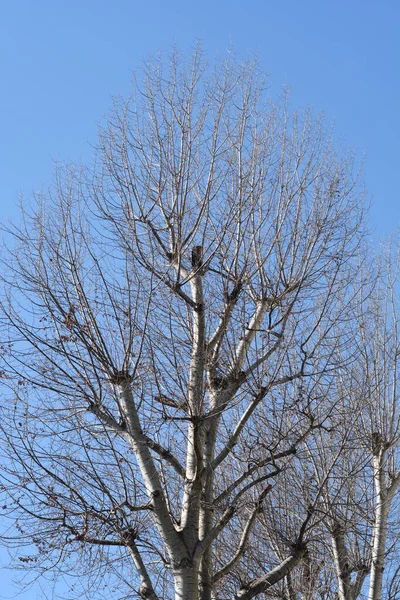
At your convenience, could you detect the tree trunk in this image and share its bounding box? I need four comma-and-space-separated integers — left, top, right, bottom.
368, 449, 390, 600
368, 495, 389, 600
199, 423, 218, 600
331, 523, 352, 600
174, 565, 200, 600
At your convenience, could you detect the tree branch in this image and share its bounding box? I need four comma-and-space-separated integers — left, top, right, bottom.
88, 403, 185, 477
143, 435, 185, 478
116, 379, 187, 565
230, 300, 269, 374
207, 281, 243, 358
195, 483, 273, 561
213, 487, 270, 582
231, 545, 307, 600
124, 530, 160, 600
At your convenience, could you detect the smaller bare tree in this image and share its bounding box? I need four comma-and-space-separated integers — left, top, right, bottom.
357, 246, 400, 600
292, 247, 400, 600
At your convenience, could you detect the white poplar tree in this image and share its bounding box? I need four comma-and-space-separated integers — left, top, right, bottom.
0, 48, 366, 600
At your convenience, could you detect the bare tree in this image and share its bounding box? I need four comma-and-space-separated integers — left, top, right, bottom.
0, 48, 366, 600
284, 247, 400, 600
301, 397, 372, 600
353, 246, 400, 600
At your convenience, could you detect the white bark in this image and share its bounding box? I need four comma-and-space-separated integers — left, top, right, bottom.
126, 538, 160, 600
231, 300, 269, 374
368, 449, 399, 600
118, 380, 187, 566
331, 523, 352, 600
174, 565, 199, 600
368, 465, 389, 600
180, 268, 206, 552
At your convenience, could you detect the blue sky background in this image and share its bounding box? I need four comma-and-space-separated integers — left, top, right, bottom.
0, 0, 399, 597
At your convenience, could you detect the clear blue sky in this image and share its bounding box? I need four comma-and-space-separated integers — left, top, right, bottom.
0, 0, 399, 597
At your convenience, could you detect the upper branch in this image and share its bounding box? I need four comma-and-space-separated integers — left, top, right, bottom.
213, 370, 305, 469
230, 300, 269, 375
207, 280, 243, 360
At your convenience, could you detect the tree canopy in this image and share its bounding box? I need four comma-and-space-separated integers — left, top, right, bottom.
0, 48, 398, 600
